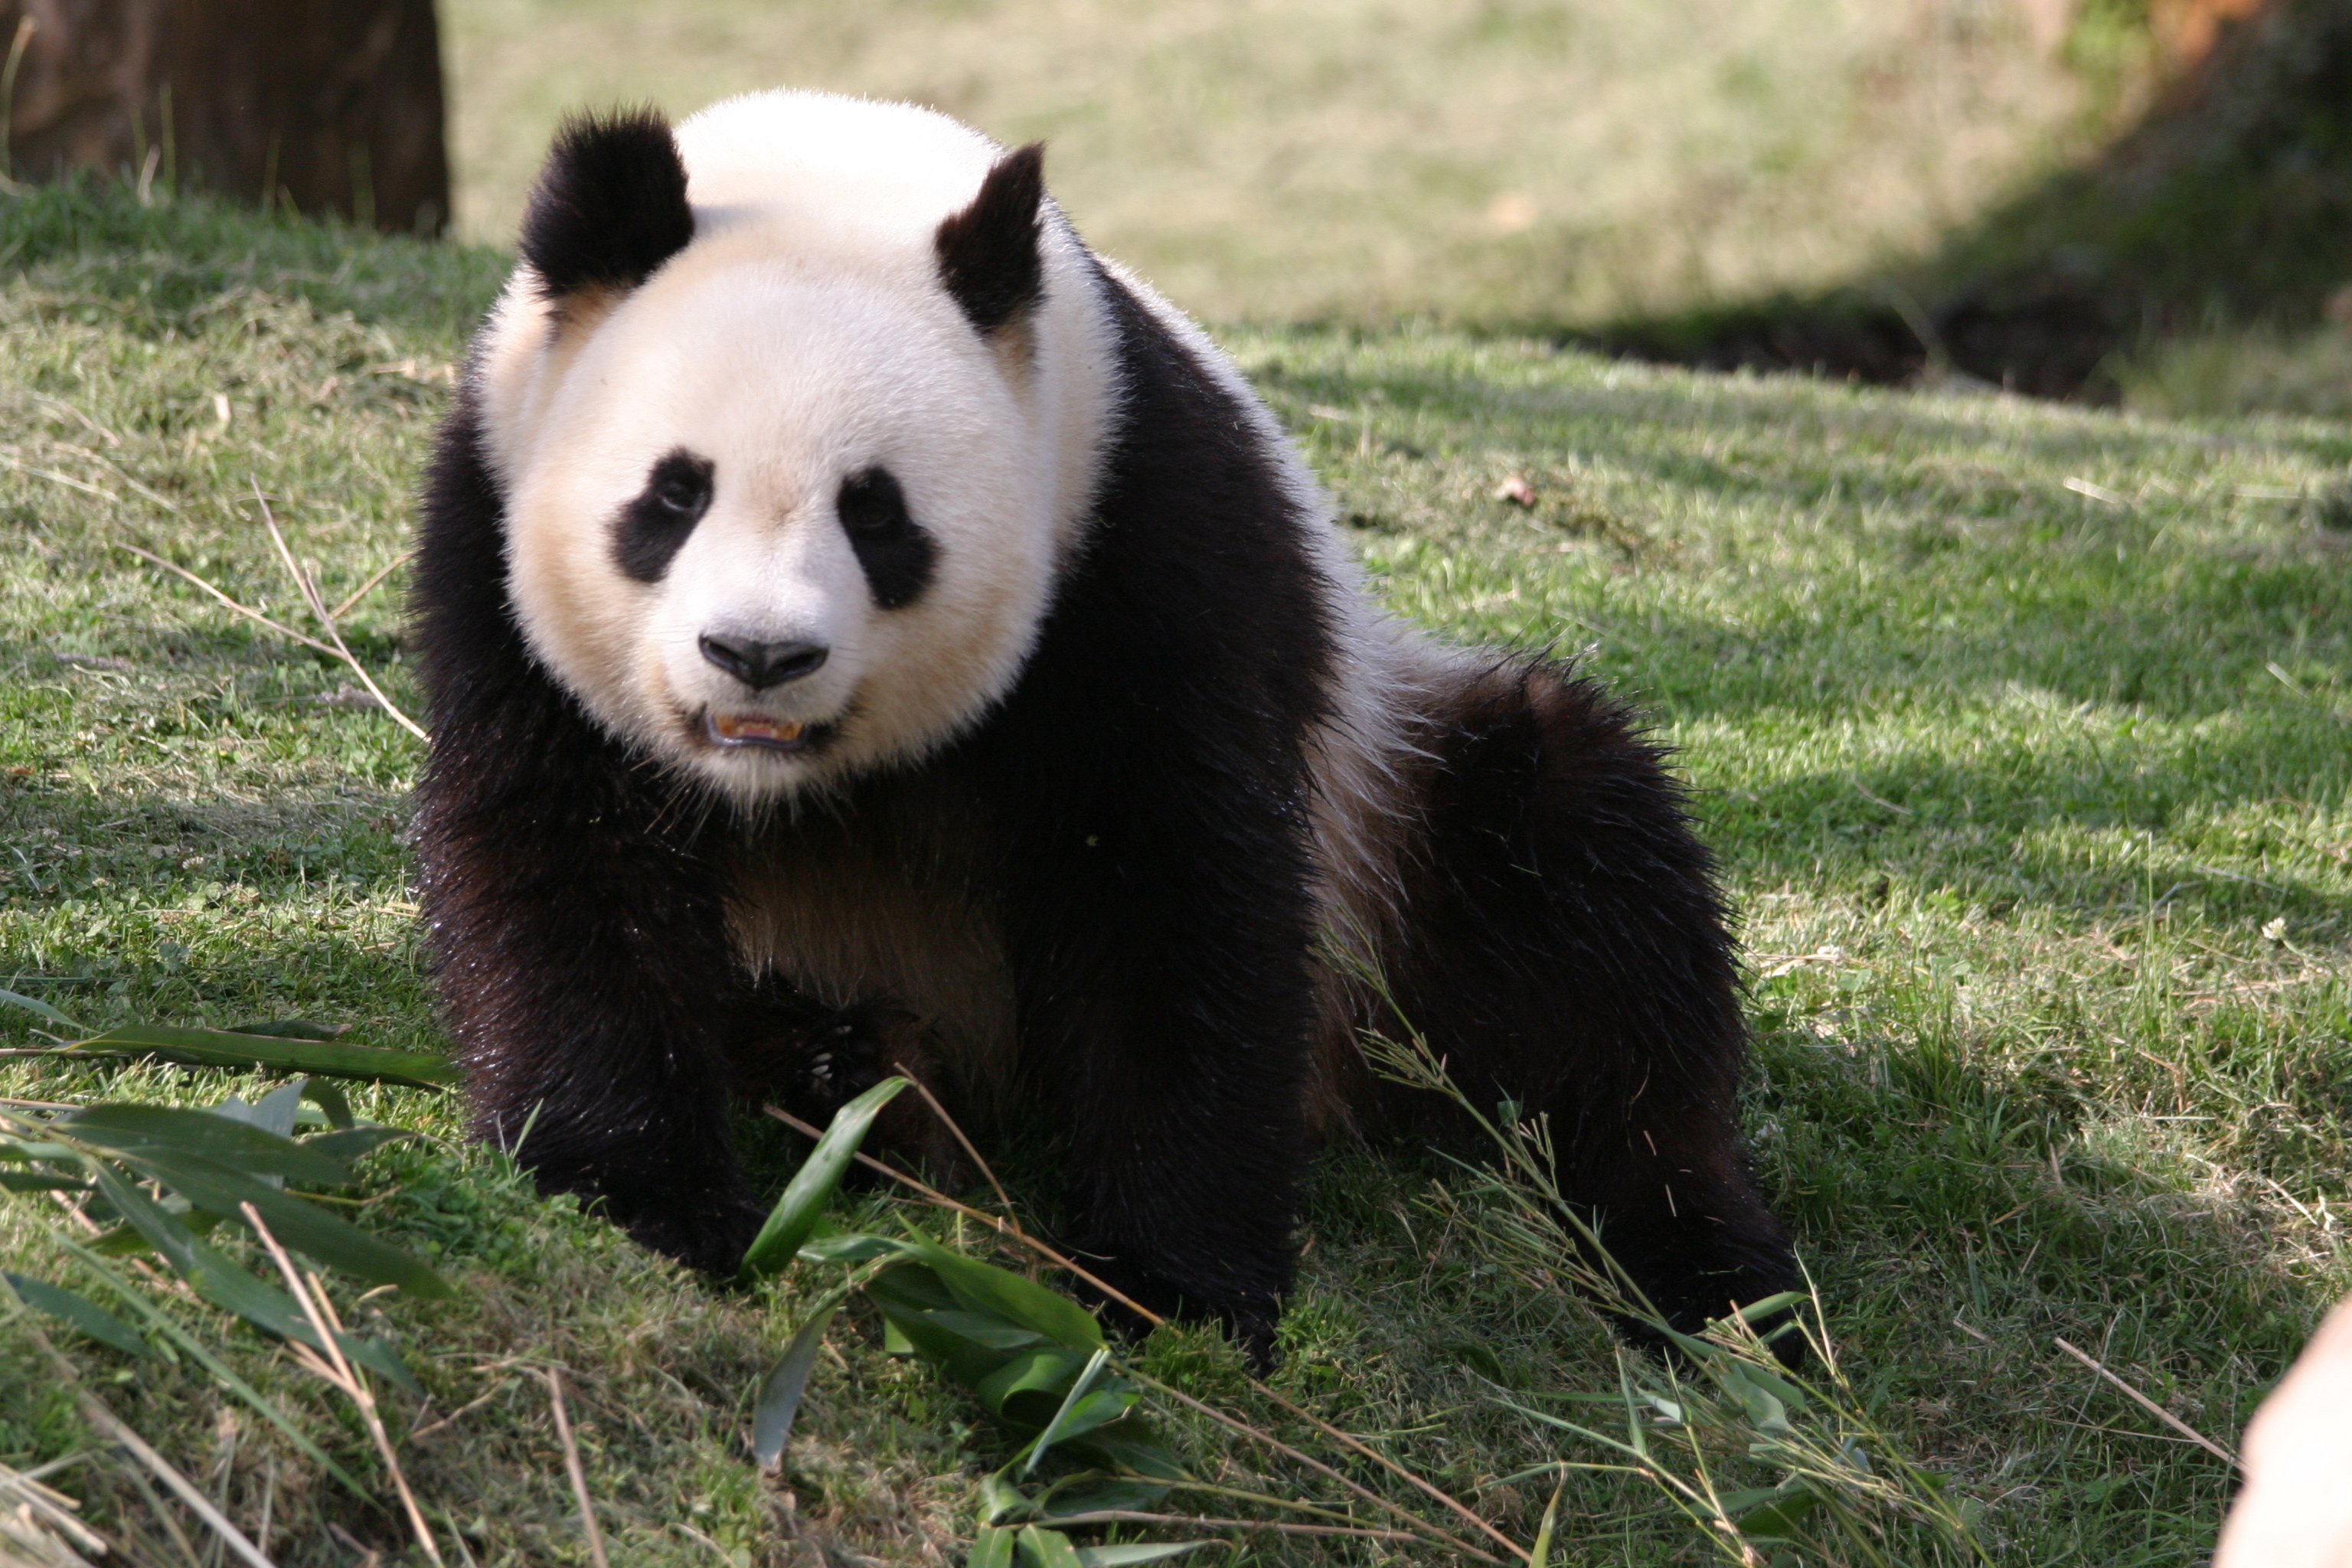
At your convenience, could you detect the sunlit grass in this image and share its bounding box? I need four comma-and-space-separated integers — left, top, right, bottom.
439, 0, 2096, 328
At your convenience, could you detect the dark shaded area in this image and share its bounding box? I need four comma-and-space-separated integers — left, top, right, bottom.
0, 0, 448, 234
1595, 0, 2352, 400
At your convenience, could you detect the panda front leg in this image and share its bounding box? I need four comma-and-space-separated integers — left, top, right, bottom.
998, 795, 1324, 1367
411, 736, 765, 1277
1394, 658, 1803, 1358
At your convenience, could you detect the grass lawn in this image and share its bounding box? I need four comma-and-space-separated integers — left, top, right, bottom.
2, 185, 2348, 1566
439, 0, 2095, 328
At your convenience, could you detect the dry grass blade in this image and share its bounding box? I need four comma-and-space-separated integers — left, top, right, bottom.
239, 1204, 445, 1566
250, 482, 428, 741
534, 1368, 610, 1568
117, 1453, 204, 1567
892, 1061, 1014, 1216
0, 1455, 108, 1566
407, 1383, 508, 1445
2054, 1338, 2241, 1468
1119, 1368, 1508, 1563
113, 543, 340, 659
328, 550, 414, 622
763, 1104, 1516, 1565
0, 452, 112, 499
15, 1315, 276, 1568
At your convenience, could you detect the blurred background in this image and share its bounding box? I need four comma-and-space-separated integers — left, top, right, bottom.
6, 0, 2348, 414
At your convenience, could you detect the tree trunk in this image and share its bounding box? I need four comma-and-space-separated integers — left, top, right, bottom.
1, 0, 449, 234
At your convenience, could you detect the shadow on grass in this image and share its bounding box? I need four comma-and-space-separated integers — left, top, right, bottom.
1573, 0, 2352, 400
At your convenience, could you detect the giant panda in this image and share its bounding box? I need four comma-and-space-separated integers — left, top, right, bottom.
410, 90, 1798, 1362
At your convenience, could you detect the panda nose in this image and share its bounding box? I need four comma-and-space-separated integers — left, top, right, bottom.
698, 633, 830, 690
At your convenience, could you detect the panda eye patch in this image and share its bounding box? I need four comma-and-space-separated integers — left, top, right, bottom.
836, 466, 936, 610
611, 449, 714, 583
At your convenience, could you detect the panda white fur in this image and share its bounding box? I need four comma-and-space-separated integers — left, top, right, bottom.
411, 90, 1796, 1361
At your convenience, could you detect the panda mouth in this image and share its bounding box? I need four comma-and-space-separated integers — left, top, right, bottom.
704, 711, 833, 753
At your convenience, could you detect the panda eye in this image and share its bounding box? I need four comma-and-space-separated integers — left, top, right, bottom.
655, 471, 707, 514
836, 468, 911, 537
610, 448, 715, 583
835, 466, 936, 610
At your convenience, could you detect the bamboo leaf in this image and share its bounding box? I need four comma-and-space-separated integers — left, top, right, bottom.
1074, 1546, 1218, 1566
976, 1348, 1096, 1430
109, 1144, 449, 1297
1731, 1291, 1810, 1324
906, 1240, 1106, 1351
751, 1283, 854, 1470
212, 1080, 306, 1138
60, 1104, 351, 1184
1735, 1484, 1821, 1540
980, 1472, 1036, 1525
225, 1018, 347, 1041
740, 1076, 910, 1282
52, 1236, 371, 1496
1017, 1525, 1086, 1568
86, 1158, 208, 1276
1022, 1348, 1115, 1475
800, 1232, 903, 1266
69, 1023, 456, 1087
2, 1270, 151, 1357
0, 1171, 89, 1193
299, 1126, 409, 1164
178, 1226, 423, 1393
1032, 1387, 1138, 1454
299, 1078, 355, 1130
79, 1164, 423, 1389
0, 986, 86, 1034
1058, 1427, 1187, 1483
904, 1308, 1054, 1354
1034, 1477, 1171, 1521
1530, 1475, 1565, 1568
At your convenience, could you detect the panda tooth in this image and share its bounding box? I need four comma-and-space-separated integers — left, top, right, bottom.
713, 714, 808, 745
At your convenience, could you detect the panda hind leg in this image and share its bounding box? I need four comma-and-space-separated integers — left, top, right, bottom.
1384, 657, 1803, 1361
733, 978, 968, 1181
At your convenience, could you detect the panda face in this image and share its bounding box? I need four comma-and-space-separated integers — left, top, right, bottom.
495, 255, 1067, 803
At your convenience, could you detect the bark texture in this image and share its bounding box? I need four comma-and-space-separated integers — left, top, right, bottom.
1, 0, 448, 234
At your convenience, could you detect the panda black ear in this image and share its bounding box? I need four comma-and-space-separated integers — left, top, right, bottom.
935, 142, 1047, 336
521, 107, 695, 302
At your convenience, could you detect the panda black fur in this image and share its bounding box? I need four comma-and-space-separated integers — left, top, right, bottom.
410, 91, 1798, 1360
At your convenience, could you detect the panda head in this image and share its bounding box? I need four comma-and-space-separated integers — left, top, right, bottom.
473, 92, 1116, 805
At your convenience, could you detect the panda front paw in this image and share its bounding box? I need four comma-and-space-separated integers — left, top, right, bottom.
531, 1159, 764, 1280
619, 1194, 766, 1279
1622, 1248, 1808, 1370
789, 1000, 918, 1121
1076, 1256, 1282, 1376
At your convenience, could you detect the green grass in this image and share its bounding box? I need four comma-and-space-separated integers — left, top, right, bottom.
4, 183, 2349, 1566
